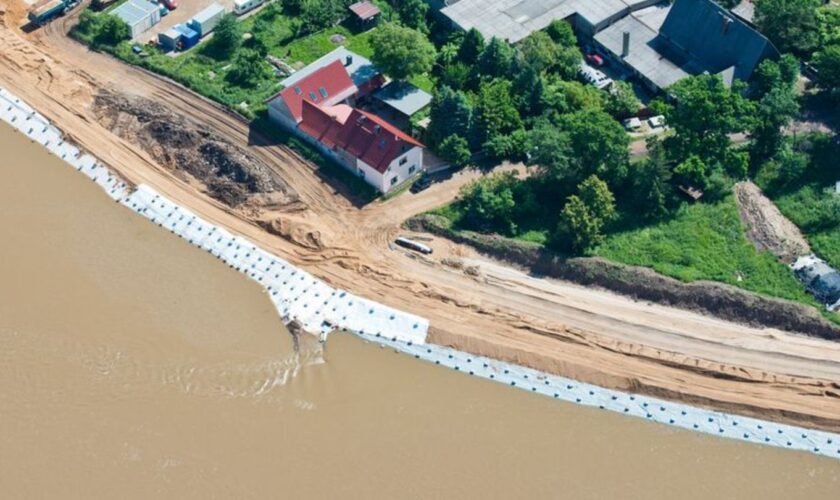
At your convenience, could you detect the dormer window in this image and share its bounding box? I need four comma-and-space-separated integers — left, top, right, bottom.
319, 87, 329, 98
294, 86, 302, 95
309, 91, 318, 102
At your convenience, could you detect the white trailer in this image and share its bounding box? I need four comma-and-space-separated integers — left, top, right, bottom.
111, 0, 160, 39
234, 0, 264, 15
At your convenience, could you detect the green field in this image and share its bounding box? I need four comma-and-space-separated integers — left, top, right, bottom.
768, 183, 840, 269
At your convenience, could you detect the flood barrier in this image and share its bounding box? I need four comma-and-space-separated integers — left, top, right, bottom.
3, 86, 839, 460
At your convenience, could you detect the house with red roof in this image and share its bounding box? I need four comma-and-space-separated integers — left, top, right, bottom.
266, 49, 424, 194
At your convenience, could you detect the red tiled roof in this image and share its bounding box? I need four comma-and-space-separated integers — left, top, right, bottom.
299, 100, 424, 173
271, 60, 356, 123
349, 1, 380, 21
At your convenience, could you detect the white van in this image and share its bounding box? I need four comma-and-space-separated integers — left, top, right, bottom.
234, 0, 263, 15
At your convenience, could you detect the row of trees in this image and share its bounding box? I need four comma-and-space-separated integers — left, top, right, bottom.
754, 0, 840, 97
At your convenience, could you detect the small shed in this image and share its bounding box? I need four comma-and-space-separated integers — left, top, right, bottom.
158, 27, 182, 52
372, 81, 432, 118
348, 1, 380, 28
112, 0, 160, 39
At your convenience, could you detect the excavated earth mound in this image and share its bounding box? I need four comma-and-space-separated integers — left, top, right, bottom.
93, 91, 295, 207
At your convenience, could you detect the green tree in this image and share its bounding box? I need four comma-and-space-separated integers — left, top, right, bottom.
558, 107, 629, 187
663, 74, 754, 165
427, 86, 473, 146
394, 0, 429, 33
750, 84, 800, 160
528, 121, 573, 183
674, 155, 707, 188
438, 63, 471, 90
227, 48, 271, 86
604, 80, 641, 119
546, 19, 576, 47
813, 44, 840, 95
755, 0, 821, 56
459, 172, 520, 234
299, 0, 341, 33
483, 129, 528, 162
208, 14, 242, 59
457, 28, 485, 64
474, 79, 522, 143
94, 15, 129, 46
558, 176, 616, 253
518, 31, 560, 73
631, 140, 673, 221
370, 24, 435, 80
439, 134, 472, 168
476, 37, 514, 80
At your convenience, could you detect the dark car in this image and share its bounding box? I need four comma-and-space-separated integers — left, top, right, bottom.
409, 175, 431, 194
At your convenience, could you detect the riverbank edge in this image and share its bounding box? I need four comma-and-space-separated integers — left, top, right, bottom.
3, 87, 838, 461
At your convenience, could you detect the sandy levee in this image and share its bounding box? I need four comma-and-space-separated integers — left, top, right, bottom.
3, 0, 840, 432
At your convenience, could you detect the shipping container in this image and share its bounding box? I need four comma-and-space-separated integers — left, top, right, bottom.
187, 3, 226, 37
158, 27, 182, 52
174, 24, 199, 50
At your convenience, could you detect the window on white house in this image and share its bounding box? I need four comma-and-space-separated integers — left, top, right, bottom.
399, 157, 407, 166
391, 176, 398, 185
408, 165, 416, 175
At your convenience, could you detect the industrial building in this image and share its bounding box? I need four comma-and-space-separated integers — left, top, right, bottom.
438, 0, 778, 92
595, 0, 779, 92
111, 0, 160, 39
439, 0, 661, 43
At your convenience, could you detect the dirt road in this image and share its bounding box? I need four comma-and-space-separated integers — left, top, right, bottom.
4, 1, 840, 431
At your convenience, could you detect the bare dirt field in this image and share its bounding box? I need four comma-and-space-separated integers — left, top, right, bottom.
4, 0, 840, 431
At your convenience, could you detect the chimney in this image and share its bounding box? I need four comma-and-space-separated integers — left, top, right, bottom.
345, 55, 353, 66
374, 124, 381, 134
621, 31, 630, 58
721, 16, 732, 35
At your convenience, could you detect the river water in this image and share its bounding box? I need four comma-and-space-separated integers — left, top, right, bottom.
1, 122, 839, 499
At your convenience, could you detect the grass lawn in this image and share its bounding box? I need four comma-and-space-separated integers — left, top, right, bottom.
593, 196, 817, 305
431, 195, 820, 308
768, 183, 840, 269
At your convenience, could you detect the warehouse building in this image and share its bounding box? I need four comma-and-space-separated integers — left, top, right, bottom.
439, 0, 778, 93
111, 0, 160, 39
439, 0, 661, 43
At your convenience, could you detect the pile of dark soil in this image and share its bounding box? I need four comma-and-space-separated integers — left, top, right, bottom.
93, 91, 292, 207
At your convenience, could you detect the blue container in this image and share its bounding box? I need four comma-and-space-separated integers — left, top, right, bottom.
174, 24, 199, 50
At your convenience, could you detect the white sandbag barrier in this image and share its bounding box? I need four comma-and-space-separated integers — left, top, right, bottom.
359, 330, 840, 460
4, 86, 839, 460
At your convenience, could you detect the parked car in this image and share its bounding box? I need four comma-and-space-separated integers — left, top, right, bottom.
623, 117, 642, 131
648, 115, 666, 128
585, 53, 605, 67
161, 0, 177, 10
131, 44, 143, 54
410, 175, 431, 194
579, 63, 613, 90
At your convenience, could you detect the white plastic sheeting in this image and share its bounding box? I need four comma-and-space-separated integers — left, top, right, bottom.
355, 329, 840, 461
118, 185, 428, 343
5, 85, 840, 460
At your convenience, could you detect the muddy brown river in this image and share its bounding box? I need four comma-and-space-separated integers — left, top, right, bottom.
1, 122, 839, 498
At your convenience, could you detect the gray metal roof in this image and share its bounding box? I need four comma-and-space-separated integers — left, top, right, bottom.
657, 0, 778, 84
594, 0, 777, 91
112, 0, 158, 26
594, 5, 689, 91
282, 47, 378, 89
192, 3, 225, 24
373, 81, 432, 116
440, 0, 658, 43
